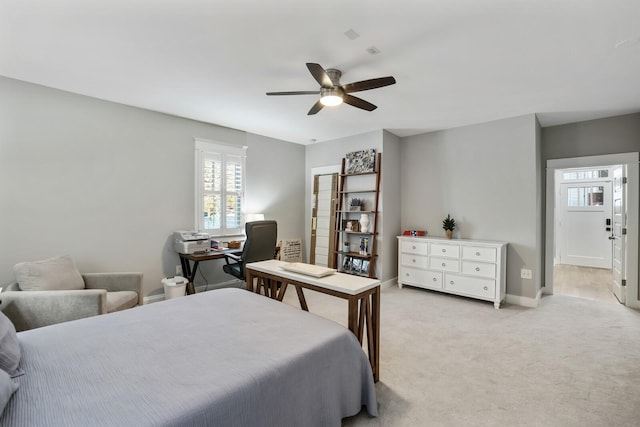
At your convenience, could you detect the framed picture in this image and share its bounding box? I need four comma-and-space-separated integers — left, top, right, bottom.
346, 149, 376, 174
351, 258, 363, 274
361, 260, 370, 275
342, 256, 352, 272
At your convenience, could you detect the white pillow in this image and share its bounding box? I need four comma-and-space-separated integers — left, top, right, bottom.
13, 255, 84, 291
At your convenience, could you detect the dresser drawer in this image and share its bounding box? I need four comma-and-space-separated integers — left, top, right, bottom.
399, 267, 442, 289
461, 261, 496, 279
401, 240, 429, 255
461, 245, 497, 262
444, 274, 495, 299
401, 253, 428, 268
429, 257, 460, 272
430, 243, 460, 258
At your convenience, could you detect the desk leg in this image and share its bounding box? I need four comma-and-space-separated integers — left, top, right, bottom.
245, 270, 255, 292
347, 297, 358, 337
295, 286, 309, 311
179, 257, 197, 296
371, 288, 380, 382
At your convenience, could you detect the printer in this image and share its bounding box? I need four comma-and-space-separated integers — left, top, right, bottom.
173, 231, 210, 254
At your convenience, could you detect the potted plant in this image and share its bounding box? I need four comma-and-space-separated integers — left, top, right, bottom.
442, 214, 456, 239
350, 198, 364, 211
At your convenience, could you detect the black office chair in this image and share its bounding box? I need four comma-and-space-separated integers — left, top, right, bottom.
223, 220, 278, 282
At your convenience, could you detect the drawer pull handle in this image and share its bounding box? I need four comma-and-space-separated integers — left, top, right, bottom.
406, 273, 409, 277
450, 280, 455, 285
412, 245, 416, 249
483, 286, 488, 291
432, 277, 437, 282
476, 251, 481, 256
441, 263, 446, 267
412, 259, 416, 263
441, 249, 446, 253
475, 267, 480, 272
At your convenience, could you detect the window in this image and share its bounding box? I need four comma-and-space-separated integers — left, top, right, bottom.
563, 169, 609, 180
567, 186, 604, 207
195, 139, 247, 236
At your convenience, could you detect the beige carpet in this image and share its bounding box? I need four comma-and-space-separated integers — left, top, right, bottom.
279, 284, 640, 426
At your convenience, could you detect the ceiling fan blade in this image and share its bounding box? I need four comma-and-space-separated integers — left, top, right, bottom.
306, 63, 333, 88
341, 76, 396, 93
343, 94, 377, 111
307, 100, 324, 115
266, 91, 319, 96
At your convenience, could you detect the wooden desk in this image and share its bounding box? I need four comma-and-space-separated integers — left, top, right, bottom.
245, 260, 380, 382
178, 250, 241, 295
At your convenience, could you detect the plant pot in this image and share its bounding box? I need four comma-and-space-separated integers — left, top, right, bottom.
445, 230, 453, 239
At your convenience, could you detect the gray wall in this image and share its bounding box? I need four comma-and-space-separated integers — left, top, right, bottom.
542, 113, 640, 161
0, 76, 305, 298
541, 112, 640, 291
381, 131, 402, 282
401, 114, 540, 299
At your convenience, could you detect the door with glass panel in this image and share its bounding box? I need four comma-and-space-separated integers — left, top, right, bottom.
560, 181, 613, 268
611, 166, 626, 303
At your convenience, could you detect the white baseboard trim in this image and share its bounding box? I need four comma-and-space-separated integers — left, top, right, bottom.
505, 288, 543, 308
381, 277, 396, 290
143, 279, 244, 304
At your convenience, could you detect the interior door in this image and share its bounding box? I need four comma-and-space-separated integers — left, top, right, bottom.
611, 166, 627, 303
310, 173, 338, 267
560, 181, 612, 268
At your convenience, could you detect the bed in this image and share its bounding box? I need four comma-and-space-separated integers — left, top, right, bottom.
1, 288, 377, 426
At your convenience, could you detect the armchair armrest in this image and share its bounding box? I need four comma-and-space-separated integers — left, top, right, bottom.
0, 289, 107, 332
83, 273, 143, 305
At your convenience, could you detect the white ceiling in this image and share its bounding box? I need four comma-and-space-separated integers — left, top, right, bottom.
2, 0, 639, 145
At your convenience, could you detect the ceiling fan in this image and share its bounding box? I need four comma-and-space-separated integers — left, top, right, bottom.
266, 63, 396, 115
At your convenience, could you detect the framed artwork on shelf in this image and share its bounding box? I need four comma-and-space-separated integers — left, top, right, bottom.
361, 260, 370, 275
351, 258, 363, 274
345, 149, 376, 174
342, 256, 352, 272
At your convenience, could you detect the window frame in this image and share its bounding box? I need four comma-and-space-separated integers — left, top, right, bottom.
194, 138, 247, 237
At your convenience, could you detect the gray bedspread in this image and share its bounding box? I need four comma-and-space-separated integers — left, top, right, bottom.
1, 288, 377, 426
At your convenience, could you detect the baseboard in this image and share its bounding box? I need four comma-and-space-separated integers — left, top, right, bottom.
505, 288, 542, 308
143, 294, 166, 305
381, 277, 396, 290
143, 279, 244, 304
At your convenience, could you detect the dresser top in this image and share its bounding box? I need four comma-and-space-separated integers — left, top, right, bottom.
397, 235, 508, 246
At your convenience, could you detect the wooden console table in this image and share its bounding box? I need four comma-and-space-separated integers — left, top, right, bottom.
245, 260, 380, 382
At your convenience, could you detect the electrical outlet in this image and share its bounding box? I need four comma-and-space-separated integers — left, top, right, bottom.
176, 265, 183, 276
520, 269, 532, 279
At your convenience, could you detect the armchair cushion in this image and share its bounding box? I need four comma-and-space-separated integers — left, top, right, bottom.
0, 311, 22, 378
13, 255, 84, 291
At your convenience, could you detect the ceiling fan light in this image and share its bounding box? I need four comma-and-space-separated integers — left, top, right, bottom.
320, 94, 343, 106
319, 87, 343, 106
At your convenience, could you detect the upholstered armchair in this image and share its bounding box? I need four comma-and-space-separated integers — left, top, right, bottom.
0, 256, 142, 332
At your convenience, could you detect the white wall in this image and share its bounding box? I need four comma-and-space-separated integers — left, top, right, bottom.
0, 77, 305, 297
401, 114, 540, 299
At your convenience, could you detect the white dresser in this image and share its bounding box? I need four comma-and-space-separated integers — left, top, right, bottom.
397, 236, 507, 309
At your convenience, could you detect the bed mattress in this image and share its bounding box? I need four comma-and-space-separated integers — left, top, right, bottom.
1, 288, 377, 426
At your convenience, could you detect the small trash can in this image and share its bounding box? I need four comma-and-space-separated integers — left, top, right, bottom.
162, 276, 187, 300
